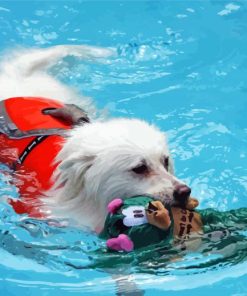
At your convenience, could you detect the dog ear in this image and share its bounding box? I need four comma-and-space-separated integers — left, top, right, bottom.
59, 155, 95, 172
51, 154, 96, 201
56, 155, 96, 190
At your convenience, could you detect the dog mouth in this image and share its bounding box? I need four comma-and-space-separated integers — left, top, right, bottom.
124, 191, 173, 205
152, 192, 174, 205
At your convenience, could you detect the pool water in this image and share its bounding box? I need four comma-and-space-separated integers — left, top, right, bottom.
1, 1, 247, 295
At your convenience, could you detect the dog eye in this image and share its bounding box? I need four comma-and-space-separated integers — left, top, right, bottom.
163, 156, 169, 170
132, 164, 149, 175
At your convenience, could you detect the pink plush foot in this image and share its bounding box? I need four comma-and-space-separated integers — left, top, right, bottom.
107, 198, 123, 214
106, 234, 134, 252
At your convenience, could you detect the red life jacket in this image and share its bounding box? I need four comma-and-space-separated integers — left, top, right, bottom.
0, 97, 72, 218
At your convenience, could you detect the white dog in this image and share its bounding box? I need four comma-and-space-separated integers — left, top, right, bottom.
0, 45, 190, 232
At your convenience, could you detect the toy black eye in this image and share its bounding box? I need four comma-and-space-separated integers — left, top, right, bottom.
132, 164, 149, 175
163, 156, 169, 170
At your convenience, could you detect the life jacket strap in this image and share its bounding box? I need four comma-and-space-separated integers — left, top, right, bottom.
18, 135, 49, 165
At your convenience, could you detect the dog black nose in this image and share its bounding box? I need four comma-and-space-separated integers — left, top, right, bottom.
173, 184, 191, 201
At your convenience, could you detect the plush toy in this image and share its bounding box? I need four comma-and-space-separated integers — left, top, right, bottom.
100, 195, 202, 252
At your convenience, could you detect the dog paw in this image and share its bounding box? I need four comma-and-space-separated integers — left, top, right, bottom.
107, 198, 123, 214
106, 234, 134, 252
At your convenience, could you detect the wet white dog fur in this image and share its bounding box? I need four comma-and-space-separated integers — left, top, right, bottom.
0, 45, 186, 232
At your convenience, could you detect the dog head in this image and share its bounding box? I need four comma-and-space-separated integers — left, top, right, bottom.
47, 118, 190, 231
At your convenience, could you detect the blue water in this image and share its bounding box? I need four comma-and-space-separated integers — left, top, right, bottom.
1, 1, 247, 295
